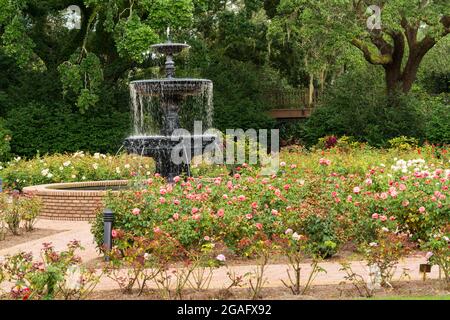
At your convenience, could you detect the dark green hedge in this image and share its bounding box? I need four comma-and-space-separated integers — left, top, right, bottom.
6, 103, 130, 158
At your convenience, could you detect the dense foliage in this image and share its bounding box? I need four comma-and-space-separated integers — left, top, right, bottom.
0, 152, 154, 190
91, 145, 450, 260
0, 1, 447, 160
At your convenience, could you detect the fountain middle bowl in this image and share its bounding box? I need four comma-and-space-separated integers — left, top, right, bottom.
131, 78, 213, 96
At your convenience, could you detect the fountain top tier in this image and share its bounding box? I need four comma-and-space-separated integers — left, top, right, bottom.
151, 42, 190, 56
151, 41, 190, 78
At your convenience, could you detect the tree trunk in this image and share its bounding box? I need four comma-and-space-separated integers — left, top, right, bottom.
385, 64, 403, 95
308, 74, 314, 106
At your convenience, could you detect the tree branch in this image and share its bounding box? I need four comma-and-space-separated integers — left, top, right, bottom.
369, 30, 393, 56
351, 38, 392, 65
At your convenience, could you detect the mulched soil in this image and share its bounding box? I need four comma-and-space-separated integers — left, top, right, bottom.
0, 228, 66, 250
88, 279, 449, 300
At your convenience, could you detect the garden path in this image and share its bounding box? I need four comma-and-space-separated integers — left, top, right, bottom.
0, 219, 443, 292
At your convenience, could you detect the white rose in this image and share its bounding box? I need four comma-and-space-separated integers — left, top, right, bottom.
292, 232, 301, 241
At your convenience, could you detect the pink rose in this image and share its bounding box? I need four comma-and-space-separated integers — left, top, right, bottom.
280, 161, 286, 167
372, 213, 379, 219
238, 195, 246, 202
380, 192, 388, 200
204, 236, 210, 241
419, 206, 426, 213
153, 226, 161, 233
111, 229, 118, 238
251, 202, 258, 209
173, 199, 180, 205
284, 184, 291, 191
319, 158, 331, 166
347, 195, 353, 202
255, 223, 263, 230
353, 186, 361, 194
217, 208, 225, 217
173, 213, 180, 220
402, 200, 409, 207
192, 214, 201, 221
132, 208, 141, 215
216, 254, 226, 262
380, 215, 387, 222
399, 184, 407, 191
271, 209, 279, 216
173, 176, 181, 183
245, 213, 253, 220
191, 207, 200, 214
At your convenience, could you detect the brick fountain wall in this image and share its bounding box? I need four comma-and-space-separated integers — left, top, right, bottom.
23, 180, 128, 221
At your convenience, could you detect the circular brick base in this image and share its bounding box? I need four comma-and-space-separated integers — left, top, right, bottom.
23, 180, 129, 221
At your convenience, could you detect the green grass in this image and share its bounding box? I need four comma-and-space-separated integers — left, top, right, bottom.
363, 295, 450, 300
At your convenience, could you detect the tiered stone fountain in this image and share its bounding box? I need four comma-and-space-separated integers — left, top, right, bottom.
123, 39, 216, 182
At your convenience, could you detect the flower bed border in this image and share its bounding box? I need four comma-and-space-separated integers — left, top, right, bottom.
23, 180, 128, 221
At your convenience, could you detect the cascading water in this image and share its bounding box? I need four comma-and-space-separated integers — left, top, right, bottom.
124, 38, 216, 182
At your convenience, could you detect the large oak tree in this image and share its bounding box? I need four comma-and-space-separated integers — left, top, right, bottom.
269, 0, 449, 95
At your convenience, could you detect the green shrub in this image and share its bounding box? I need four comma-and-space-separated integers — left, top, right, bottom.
387, 136, 419, 151
302, 67, 426, 147
6, 102, 130, 158
0, 118, 11, 161
302, 213, 341, 258
423, 95, 450, 145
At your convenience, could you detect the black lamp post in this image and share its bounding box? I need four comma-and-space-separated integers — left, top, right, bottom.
103, 208, 114, 261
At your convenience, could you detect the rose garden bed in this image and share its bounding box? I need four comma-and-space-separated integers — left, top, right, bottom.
0, 143, 449, 300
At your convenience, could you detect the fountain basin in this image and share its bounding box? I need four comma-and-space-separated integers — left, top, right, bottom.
23, 180, 129, 221
124, 135, 217, 181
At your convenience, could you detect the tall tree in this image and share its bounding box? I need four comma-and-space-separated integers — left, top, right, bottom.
0, 0, 195, 111
270, 0, 450, 95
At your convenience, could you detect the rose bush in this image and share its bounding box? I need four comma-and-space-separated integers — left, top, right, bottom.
0, 152, 155, 190
91, 145, 449, 261
0, 241, 100, 300
0, 192, 43, 236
